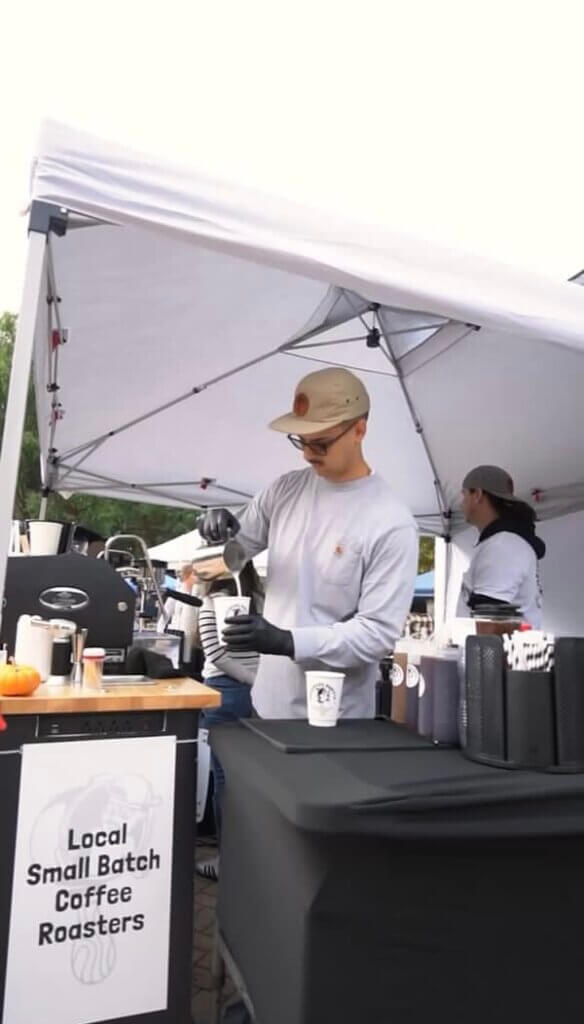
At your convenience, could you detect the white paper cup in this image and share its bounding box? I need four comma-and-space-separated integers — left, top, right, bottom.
214, 596, 251, 641
28, 521, 63, 556
305, 671, 345, 727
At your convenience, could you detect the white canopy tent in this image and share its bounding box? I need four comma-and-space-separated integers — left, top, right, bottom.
147, 529, 268, 577
2, 120, 584, 630
148, 529, 206, 566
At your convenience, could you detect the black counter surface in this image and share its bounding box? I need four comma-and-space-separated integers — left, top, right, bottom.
211, 719, 584, 1024
214, 718, 584, 840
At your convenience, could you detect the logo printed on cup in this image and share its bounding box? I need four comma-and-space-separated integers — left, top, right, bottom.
214, 595, 251, 642
406, 664, 420, 688
310, 683, 337, 706
226, 601, 248, 618
391, 664, 404, 687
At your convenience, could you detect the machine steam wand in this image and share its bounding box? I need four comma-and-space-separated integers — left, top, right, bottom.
104, 535, 170, 629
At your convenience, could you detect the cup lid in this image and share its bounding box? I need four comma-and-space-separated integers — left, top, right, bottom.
83, 647, 105, 659
471, 603, 521, 619
29, 617, 53, 630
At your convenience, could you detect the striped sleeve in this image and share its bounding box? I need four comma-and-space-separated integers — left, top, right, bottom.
200, 598, 258, 685
199, 605, 223, 659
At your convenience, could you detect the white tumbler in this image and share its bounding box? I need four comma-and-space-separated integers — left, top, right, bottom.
28, 521, 63, 556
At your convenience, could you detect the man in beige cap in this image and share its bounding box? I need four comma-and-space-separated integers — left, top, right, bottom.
199, 367, 418, 719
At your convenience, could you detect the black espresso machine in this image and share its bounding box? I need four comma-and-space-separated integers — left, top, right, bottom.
1, 554, 136, 672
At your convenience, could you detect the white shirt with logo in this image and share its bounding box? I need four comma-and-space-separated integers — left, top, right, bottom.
235, 468, 418, 719
459, 531, 543, 628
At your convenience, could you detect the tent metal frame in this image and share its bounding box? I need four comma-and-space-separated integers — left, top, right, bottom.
29, 213, 473, 533
0, 229, 48, 614
3, 202, 582, 629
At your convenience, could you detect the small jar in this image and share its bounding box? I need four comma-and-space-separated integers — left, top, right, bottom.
82, 647, 106, 689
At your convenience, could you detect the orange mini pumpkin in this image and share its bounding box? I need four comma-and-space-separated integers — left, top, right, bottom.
0, 664, 41, 697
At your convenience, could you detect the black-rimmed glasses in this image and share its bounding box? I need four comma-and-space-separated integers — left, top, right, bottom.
287, 420, 357, 456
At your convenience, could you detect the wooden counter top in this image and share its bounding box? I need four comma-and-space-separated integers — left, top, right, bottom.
0, 678, 221, 715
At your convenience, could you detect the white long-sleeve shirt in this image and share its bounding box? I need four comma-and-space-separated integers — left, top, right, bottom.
234, 468, 418, 719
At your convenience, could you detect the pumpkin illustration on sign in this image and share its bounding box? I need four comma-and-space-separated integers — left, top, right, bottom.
0, 664, 41, 696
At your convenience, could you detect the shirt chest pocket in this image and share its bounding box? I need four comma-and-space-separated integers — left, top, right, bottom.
317, 537, 364, 588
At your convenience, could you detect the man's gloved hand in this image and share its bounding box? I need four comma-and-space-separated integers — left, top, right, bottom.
199, 508, 240, 544
223, 614, 294, 659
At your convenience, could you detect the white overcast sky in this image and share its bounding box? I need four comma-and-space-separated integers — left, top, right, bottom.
1, 0, 583, 314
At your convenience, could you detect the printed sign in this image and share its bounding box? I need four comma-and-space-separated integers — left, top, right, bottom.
3, 736, 176, 1024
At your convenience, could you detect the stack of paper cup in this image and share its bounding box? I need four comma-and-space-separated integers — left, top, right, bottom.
28, 521, 63, 556
305, 670, 345, 727
214, 596, 251, 641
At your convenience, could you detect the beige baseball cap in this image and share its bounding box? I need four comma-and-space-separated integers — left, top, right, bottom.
269, 367, 370, 434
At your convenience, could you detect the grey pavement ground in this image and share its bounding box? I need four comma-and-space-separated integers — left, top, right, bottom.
192, 844, 235, 1024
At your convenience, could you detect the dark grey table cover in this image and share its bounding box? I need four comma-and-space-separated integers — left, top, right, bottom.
211, 719, 584, 1024
241, 716, 435, 753
214, 718, 584, 840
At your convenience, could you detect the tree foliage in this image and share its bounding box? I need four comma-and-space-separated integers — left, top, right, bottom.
418, 535, 434, 574
0, 312, 199, 546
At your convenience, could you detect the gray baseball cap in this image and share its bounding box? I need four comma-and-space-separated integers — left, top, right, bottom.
462, 465, 519, 501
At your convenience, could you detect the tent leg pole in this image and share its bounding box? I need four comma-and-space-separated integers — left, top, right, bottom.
433, 536, 448, 641
38, 494, 48, 520
0, 232, 46, 628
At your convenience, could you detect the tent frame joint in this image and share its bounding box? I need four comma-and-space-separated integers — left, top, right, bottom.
28, 201, 68, 238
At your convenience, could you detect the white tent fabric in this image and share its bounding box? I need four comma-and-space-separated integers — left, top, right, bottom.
148, 529, 268, 576
148, 529, 205, 565
19, 120, 584, 542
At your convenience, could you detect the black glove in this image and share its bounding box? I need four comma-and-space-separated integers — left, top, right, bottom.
223, 614, 294, 659
199, 508, 240, 544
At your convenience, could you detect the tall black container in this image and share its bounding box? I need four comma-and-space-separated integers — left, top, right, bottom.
506, 670, 555, 768
464, 635, 506, 764
464, 635, 584, 773
554, 638, 584, 769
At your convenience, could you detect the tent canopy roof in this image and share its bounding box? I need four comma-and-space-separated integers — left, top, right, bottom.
27, 120, 584, 534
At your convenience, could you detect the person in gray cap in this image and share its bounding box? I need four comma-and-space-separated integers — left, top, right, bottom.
459, 464, 546, 627
199, 366, 418, 720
